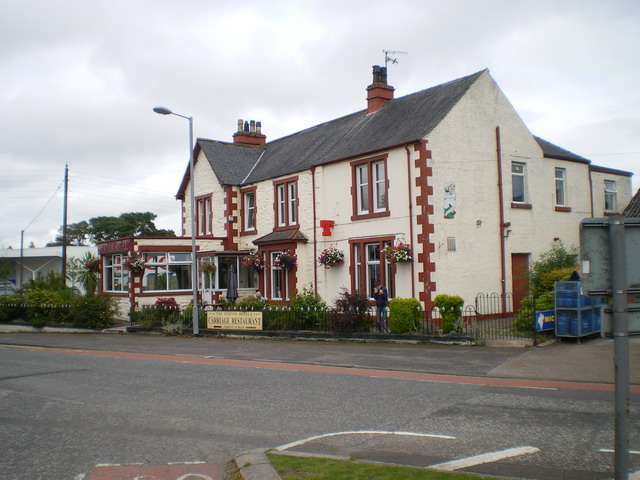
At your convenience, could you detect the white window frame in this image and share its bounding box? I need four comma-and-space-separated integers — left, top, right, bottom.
511, 162, 527, 203
288, 182, 297, 225
277, 184, 286, 227
555, 167, 566, 207
604, 180, 617, 212
356, 164, 369, 214
197, 197, 212, 236
373, 160, 386, 212
243, 191, 256, 231
142, 252, 193, 292
103, 254, 128, 292
275, 179, 298, 228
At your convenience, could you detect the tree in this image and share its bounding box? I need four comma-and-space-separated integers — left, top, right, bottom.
529, 241, 578, 296
88, 212, 175, 242
47, 221, 90, 246
0, 258, 14, 282
47, 213, 175, 245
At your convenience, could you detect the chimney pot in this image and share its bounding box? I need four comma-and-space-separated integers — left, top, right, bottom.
367, 65, 394, 113
233, 119, 267, 146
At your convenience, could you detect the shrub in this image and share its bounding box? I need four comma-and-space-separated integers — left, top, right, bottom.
333, 289, 371, 333
236, 295, 266, 311
291, 284, 327, 330
535, 267, 576, 294
24, 288, 72, 327
433, 294, 464, 335
529, 242, 578, 295
514, 290, 555, 332
70, 295, 118, 329
19, 271, 70, 294
389, 298, 421, 333
0, 296, 26, 323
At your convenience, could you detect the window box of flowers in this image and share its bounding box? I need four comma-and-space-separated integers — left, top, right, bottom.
273, 251, 297, 270
382, 242, 413, 264
317, 246, 345, 269
242, 252, 265, 273
124, 253, 147, 273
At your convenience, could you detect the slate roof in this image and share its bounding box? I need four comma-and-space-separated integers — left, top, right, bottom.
253, 229, 308, 245
184, 69, 487, 194
623, 188, 640, 217
199, 140, 264, 185
534, 136, 590, 164
179, 68, 605, 198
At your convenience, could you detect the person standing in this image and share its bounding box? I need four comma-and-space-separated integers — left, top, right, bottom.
373, 283, 389, 333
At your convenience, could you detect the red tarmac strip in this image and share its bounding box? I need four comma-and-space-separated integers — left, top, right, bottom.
28, 346, 640, 393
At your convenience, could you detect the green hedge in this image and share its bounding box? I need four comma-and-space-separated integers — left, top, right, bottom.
389, 298, 421, 333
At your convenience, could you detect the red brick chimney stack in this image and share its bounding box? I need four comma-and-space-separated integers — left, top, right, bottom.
233, 119, 266, 145
366, 65, 395, 114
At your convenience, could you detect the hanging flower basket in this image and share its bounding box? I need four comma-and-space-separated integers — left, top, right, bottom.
200, 261, 216, 275
382, 242, 413, 264
317, 246, 345, 269
273, 251, 297, 270
242, 252, 265, 273
124, 253, 147, 273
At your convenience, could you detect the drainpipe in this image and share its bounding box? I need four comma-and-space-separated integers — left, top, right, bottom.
495, 127, 507, 314
405, 145, 416, 299
588, 167, 595, 217
311, 166, 318, 294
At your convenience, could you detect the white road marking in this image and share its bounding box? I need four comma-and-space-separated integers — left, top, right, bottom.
276, 430, 455, 451
429, 446, 540, 471
599, 448, 640, 454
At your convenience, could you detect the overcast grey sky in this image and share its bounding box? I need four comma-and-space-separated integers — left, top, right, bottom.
1, 0, 638, 249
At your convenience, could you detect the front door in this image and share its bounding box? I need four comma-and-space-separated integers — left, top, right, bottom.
511, 253, 530, 313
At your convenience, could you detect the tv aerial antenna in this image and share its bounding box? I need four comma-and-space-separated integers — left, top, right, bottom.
383, 49, 408, 68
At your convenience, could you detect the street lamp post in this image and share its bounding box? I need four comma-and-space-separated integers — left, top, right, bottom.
153, 106, 199, 337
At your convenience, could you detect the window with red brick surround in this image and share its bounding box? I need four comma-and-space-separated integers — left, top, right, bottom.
351, 154, 390, 220
240, 186, 257, 235
273, 176, 298, 230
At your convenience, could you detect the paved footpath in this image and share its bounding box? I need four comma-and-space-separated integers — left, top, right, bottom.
0, 329, 638, 385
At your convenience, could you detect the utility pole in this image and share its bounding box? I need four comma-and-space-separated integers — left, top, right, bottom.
61, 163, 68, 284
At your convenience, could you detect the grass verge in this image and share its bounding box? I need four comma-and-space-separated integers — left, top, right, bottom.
267, 453, 504, 480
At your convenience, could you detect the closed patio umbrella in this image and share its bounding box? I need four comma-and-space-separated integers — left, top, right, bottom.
226, 265, 238, 303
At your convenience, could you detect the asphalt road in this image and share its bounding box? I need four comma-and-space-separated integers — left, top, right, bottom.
0, 332, 639, 479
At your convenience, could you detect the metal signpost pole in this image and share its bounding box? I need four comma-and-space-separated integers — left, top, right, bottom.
609, 217, 629, 480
